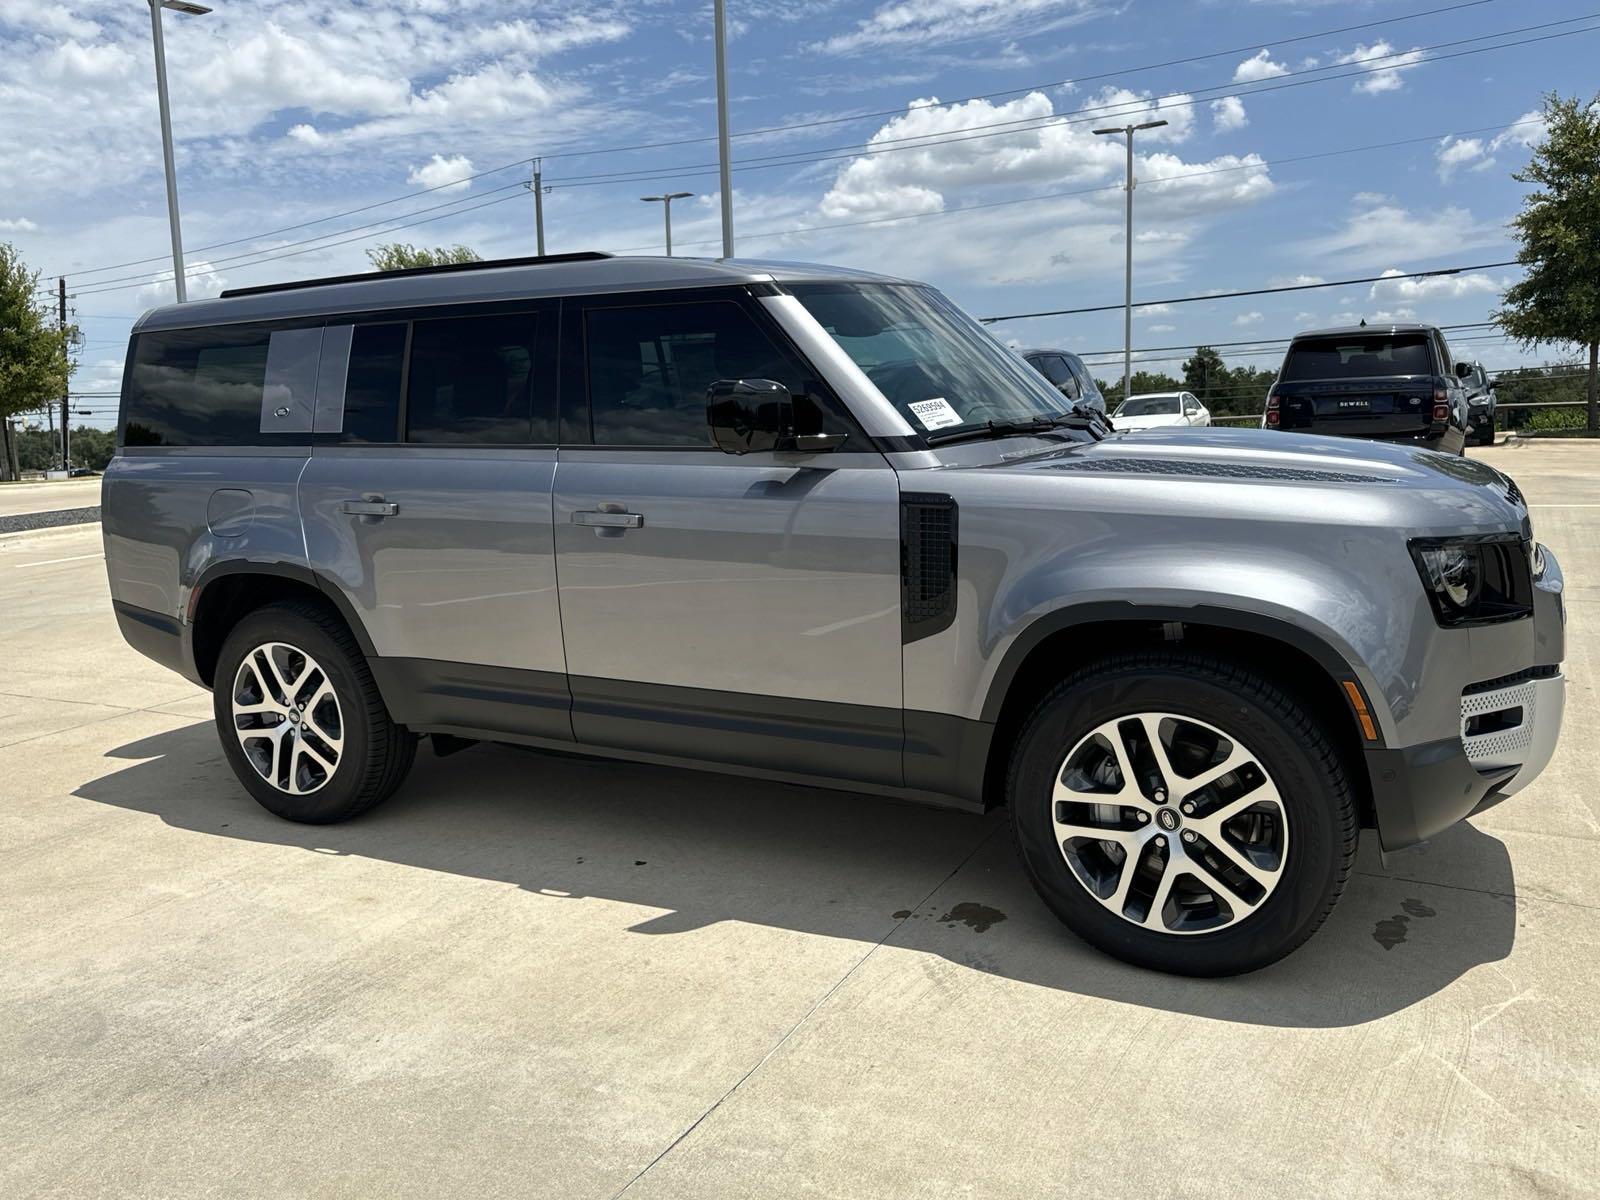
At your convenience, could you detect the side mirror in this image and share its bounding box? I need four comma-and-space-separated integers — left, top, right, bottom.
1455, 362, 1473, 379
707, 379, 846, 455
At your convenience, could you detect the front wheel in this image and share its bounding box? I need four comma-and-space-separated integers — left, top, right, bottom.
1008, 650, 1357, 976
214, 601, 416, 823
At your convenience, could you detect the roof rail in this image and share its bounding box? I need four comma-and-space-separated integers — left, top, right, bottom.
218, 251, 615, 299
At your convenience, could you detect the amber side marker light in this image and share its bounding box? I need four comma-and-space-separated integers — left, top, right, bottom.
1341, 679, 1379, 742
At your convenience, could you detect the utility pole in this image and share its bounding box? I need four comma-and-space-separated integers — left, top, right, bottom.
713, 0, 734, 259
641, 193, 693, 256
58, 277, 69, 471
147, 0, 211, 303
525, 158, 548, 255
1093, 118, 1167, 405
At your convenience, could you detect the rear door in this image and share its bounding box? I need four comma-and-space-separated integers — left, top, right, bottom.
298, 301, 571, 740
550, 288, 905, 785
1273, 333, 1438, 438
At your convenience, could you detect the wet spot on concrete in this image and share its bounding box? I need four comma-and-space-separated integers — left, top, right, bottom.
1373, 914, 1410, 950
633, 860, 647, 866
1402, 898, 1437, 918
936, 902, 1007, 933
892, 909, 913, 920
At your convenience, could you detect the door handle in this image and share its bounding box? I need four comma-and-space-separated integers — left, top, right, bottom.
573, 510, 643, 529
342, 498, 399, 517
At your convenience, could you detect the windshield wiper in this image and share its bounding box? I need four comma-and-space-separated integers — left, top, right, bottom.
924, 417, 1061, 447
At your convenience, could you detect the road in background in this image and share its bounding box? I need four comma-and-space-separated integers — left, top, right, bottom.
0, 443, 1595, 1198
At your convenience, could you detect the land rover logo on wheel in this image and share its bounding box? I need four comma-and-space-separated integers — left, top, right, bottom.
1157, 808, 1180, 831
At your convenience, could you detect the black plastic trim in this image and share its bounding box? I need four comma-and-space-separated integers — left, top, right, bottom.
903, 710, 992, 806
371, 658, 575, 743
1365, 738, 1516, 851
569, 675, 905, 788
112, 600, 197, 683
189, 559, 380, 659
901, 493, 958, 644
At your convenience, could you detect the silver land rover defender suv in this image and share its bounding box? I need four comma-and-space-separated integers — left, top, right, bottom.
103, 253, 1565, 975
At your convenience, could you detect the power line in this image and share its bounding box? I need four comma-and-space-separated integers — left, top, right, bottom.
50, 3, 1562, 287
982, 262, 1520, 323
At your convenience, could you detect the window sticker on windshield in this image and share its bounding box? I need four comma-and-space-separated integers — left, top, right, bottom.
908, 397, 963, 430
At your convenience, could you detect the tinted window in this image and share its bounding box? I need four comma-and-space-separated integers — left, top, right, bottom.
341, 323, 405, 443
406, 313, 546, 444
1116, 396, 1182, 417
1280, 335, 1435, 381
1029, 354, 1076, 392
123, 325, 272, 446
1065, 355, 1099, 398
586, 301, 808, 447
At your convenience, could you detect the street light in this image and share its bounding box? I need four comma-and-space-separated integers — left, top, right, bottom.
147, 0, 211, 303
713, 0, 733, 259
641, 192, 694, 257
1093, 118, 1167, 406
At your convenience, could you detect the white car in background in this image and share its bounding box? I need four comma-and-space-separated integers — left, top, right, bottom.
1112, 391, 1210, 431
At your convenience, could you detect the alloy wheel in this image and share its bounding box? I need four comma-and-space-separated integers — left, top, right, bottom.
1051, 711, 1289, 934
231, 641, 344, 795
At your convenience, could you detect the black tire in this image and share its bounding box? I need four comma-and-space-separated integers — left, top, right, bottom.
1007, 649, 1357, 976
213, 600, 416, 823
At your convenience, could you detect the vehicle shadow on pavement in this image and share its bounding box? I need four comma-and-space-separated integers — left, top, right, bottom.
77, 722, 1517, 1029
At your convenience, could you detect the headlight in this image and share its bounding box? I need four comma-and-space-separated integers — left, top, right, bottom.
1409, 536, 1533, 627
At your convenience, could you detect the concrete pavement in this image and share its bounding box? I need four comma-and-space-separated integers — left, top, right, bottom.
1, 444, 1597, 1198
0, 475, 102, 519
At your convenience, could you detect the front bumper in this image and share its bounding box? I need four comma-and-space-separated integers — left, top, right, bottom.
1367, 542, 1566, 850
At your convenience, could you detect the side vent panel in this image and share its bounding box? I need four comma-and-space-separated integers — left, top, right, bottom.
901, 493, 958, 644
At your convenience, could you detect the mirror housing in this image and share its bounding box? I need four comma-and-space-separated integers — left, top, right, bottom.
706, 379, 845, 454
1455, 361, 1473, 379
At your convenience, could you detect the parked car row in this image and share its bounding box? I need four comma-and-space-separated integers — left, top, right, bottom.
1020, 321, 1492, 455
106, 254, 1563, 977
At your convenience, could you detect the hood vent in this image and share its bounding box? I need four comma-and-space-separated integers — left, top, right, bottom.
1041, 458, 1390, 485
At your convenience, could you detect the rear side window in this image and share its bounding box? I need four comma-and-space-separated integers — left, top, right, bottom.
1280, 335, 1435, 381
406, 313, 547, 444
123, 325, 273, 446
1066, 356, 1099, 398
1030, 354, 1080, 397
340, 323, 406, 444
585, 300, 810, 447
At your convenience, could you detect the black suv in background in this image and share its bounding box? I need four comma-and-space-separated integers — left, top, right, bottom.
1262, 323, 1470, 455
1019, 348, 1107, 416
1462, 360, 1497, 446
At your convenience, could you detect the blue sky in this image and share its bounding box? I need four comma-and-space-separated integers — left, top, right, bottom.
1, 0, 1595, 425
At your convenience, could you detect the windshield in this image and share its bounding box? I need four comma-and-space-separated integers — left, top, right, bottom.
1281, 334, 1435, 380
1116, 396, 1181, 417
788, 283, 1073, 437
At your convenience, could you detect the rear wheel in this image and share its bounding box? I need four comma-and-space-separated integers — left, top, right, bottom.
214, 601, 415, 823
1008, 650, 1357, 976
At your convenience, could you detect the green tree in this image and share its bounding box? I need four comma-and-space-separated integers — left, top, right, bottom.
1182, 346, 1229, 408
1495, 92, 1600, 433
0, 243, 76, 480
69, 426, 116, 471
1098, 370, 1183, 407
366, 243, 482, 271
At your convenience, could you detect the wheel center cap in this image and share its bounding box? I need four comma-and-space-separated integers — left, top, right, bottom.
288, 710, 301, 725
1156, 807, 1180, 831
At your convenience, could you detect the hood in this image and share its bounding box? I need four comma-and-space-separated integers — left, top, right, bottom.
977, 426, 1529, 535
1114, 413, 1188, 431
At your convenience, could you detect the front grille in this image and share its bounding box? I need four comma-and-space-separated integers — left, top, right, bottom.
1463, 664, 1559, 695
1461, 680, 1539, 767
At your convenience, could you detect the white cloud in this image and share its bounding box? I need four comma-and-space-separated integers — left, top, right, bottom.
1335, 41, 1425, 94
1300, 196, 1501, 266
1147, 323, 1176, 333
1434, 112, 1548, 179
407, 153, 475, 193
1368, 267, 1501, 302
1233, 49, 1289, 82
816, 0, 1098, 54
1367, 308, 1417, 322
1136, 304, 1172, 316
0, 217, 40, 233
1233, 311, 1264, 326
1278, 274, 1326, 286
286, 124, 326, 147
135, 260, 229, 309
1210, 96, 1247, 132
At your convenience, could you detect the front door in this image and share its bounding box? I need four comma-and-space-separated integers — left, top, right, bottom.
551, 290, 905, 785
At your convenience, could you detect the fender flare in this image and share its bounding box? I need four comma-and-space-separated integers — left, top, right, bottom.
977, 600, 1374, 731
189, 559, 379, 659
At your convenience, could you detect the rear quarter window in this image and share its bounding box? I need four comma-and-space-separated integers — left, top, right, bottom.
123, 325, 274, 446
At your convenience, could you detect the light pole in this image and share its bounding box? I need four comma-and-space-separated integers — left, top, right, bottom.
1093, 118, 1167, 405
147, 0, 211, 303
641, 193, 693, 256
713, 0, 734, 259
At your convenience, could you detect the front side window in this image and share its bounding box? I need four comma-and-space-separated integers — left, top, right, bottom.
790, 283, 1070, 438
1280, 335, 1436, 381
406, 313, 547, 444
585, 300, 811, 447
